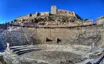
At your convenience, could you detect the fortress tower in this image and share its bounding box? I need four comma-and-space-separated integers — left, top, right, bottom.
51, 6, 57, 14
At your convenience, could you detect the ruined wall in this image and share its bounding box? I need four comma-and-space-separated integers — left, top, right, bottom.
3, 25, 104, 47
22, 25, 104, 47
16, 12, 38, 21
23, 27, 80, 44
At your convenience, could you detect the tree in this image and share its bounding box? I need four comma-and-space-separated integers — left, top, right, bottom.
14, 19, 17, 22
11, 21, 14, 23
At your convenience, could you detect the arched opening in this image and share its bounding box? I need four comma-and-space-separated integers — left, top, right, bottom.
57, 38, 61, 44
46, 37, 52, 42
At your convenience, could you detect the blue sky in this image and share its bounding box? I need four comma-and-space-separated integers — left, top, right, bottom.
0, 0, 104, 24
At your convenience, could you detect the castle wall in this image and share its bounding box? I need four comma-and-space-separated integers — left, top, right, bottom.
40, 12, 50, 16
32, 13, 38, 17
57, 10, 75, 16
17, 15, 30, 20
96, 19, 104, 25
17, 12, 39, 21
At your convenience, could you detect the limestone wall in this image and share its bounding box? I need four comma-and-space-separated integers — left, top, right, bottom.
23, 25, 104, 47
3, 25, 104, 47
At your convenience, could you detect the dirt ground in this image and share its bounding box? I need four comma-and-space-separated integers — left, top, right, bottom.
20, 51, 84, 64
3, 44, 103, 64
18, 44, 88, 64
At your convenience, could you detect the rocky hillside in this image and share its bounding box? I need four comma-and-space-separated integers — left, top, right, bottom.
12, 14, 82, 26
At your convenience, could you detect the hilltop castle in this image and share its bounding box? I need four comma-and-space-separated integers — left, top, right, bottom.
14, 6, 87, 27
14, 6, 104, 27
17, 6, 77, 21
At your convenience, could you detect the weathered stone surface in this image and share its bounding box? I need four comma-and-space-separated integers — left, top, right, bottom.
19, 51, 83, 64
2, 44, 104, 64
0, 56, 6, 64
1, 24, 104, 47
